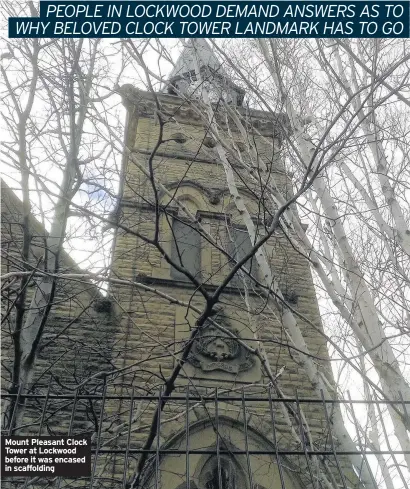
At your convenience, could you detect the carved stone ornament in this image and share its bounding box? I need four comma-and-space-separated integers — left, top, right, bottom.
188, 323, 255, 374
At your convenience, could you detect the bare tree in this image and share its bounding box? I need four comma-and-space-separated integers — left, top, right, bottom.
1, 18, 409, 489
206, 37, 410, 485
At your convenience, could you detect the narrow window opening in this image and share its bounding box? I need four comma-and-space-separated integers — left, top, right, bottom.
200, 455, 243, 489
228, 227, 257, 286
170, 219, 201, 281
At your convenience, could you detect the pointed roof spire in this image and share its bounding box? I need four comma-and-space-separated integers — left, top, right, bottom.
167, 39, 227, 81
165, 40, 245, 107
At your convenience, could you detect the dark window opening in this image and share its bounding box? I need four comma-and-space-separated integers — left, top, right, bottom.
200, 455, 243, 489
168, 85, 178, 95
183, 69, 198, 82
205, 465, 235, 489
171, 219, 201, 281
228, 228, 257, 286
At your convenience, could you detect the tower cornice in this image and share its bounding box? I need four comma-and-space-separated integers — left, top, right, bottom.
119, 84, 291, 140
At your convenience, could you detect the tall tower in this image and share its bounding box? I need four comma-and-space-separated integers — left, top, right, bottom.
109, 41, 358, 489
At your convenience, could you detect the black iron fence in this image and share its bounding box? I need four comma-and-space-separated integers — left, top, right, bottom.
2, 384, 409, 489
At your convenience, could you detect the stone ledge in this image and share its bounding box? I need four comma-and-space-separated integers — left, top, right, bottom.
119, 84, 291, 139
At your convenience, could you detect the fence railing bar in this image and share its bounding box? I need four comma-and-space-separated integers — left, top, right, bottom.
155, 387, 162, 489
68, 388, 79, 436
93, 449, 410, 455
90, 379, 107, 489
7, 383, 23, 435
38, 379, 52, 436
20, 383, 52, 489
2, 393, 409, 404
215, 387, 223, 489
399, 390, 410, 433
56, 387, 79, 489
295, 389, 317, 488
123, 388, 135, 489
186, 389, 190, 489
375, 395, 409, 489
347, 390, 379, 489
241, 388, 254, 489
320, 389, 348, 489
268, 387, 287, 489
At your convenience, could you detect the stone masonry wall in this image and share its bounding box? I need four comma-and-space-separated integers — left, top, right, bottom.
1, 180, 116, 418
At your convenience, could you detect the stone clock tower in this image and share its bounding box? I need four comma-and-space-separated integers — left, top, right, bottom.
108, 40, 359, 489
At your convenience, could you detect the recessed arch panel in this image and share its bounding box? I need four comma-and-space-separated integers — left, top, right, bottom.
160, 184, 210, 214
140, 416, 302, 489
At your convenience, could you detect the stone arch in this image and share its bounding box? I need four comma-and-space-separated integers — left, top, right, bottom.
160, 183, 211, 214
159, 181, 271, 221
160, 181, 233, 209
139, 415, 302, 489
